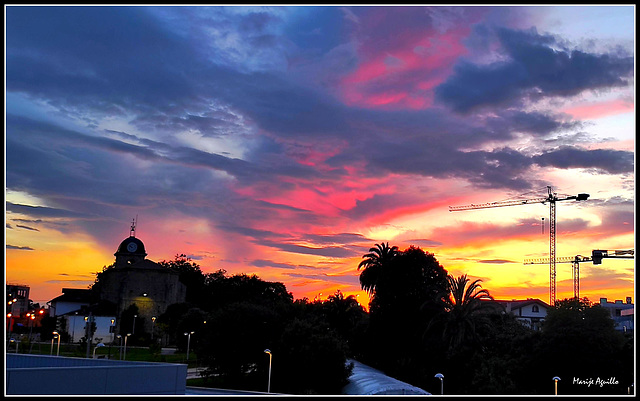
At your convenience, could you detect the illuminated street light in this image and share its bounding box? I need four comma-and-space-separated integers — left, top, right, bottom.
184, 331, 194, 361
9, 338, 18, 353
264, 349, 272, 393
53, 331, 61, 356
151, 316, 156, 340
93, 343, 105, 358
109, 319, 115, 359
50, 332, 59, 356
435, 373, 444, 395
553, 376, 561, 395
116, 335, 123, 360
123, 333, 131, 360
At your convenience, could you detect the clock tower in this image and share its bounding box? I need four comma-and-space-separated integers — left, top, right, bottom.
114, 218, 147, 267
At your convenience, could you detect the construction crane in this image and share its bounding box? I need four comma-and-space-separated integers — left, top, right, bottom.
449, 186, 589, 305
524, 249, 634, 300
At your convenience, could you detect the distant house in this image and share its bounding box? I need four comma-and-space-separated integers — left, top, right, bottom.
493, 298, 550, 330
596, 297, 634, 332
48, 288, 116, 344
48, 288, 92, 317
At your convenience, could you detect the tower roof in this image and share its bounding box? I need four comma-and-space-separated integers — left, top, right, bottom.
115, 236, 147, 257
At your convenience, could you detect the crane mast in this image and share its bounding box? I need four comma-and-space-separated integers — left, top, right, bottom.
449, 186, 589, 305
525, 250, 634, 300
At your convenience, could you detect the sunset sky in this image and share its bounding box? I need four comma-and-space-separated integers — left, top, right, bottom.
5, 5, 635, 308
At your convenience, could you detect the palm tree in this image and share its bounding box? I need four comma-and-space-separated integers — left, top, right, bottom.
433, 274, 495, 350
357, 242, 399, 296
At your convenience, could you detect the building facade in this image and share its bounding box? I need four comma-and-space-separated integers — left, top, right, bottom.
493, 298, 550, 330
94, 234, 186, 337
48, 231, 186, 344
597, 297, 634, 332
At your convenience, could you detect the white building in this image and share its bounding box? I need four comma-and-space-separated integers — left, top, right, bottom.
494, 298, 550, 330
597, 297, 634, 332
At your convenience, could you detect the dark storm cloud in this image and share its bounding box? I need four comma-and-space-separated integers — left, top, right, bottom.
6, 202, 92, 219
15, 225, 40, 232
259, 240, 359, 258
478, 259, 517, 264
6, 245, 35, 251
435, 27, 634, 113
283, 272, 359, 286
533, 147, 634, 174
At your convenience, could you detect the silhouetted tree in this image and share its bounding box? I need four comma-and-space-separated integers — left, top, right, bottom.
156, 302, 194, 346
358, 244, 448, 383
272, 317, 353, 394
358, 242, 399, 296
536, 297, 632, 395
431, 274, 495, 350
159, 254, 205, 305
201, 270, 293, 310
197, 301, 283, 390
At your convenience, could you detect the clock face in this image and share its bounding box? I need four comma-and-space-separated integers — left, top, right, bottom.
127, 242, 138, 252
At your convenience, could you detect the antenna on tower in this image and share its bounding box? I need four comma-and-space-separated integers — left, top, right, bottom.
130, 215, 138, 237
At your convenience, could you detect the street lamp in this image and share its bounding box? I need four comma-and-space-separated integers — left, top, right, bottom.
553, 376, 561, 395
132, 315, 137, 335
184, 331, 194, 361
9, 338, 18, 353
109, 319, 115, 359
116, 335, 122, 360
93, 343, 105, 358
151, 316, 156, 340
7, 313, 14, 337
27, 313, 35, 343
264, 349, 272, 393
50, 332, 59, 355
71, 312, 78, 343
55, 331, 61, 356
435, 373, 444, 395
123, 333, 131, 360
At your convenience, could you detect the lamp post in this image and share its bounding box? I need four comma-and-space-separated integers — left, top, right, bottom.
50, 333, 59, 355
116, 335, 122, 360
151, 317, 156, 341
10, 338, 18, 353
71, 312, 78, 343
435, 373, 444, 395
553, 376, 561, 395
132, 315, 137, 335
108, 319, 115, 359
123, 333, 131, 360
93, 343, 105, 358
27, 313, 35, 343
264, 349, 272, 393
55, 331, 61, 356
184, 331, 194, 361
7, 313, 14, 337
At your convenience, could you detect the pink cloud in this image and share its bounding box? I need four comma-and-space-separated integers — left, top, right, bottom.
561, 98, 633, 119
340, 9, 477, 110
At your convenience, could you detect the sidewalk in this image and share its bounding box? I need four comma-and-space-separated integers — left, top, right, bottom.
186, 366, 207, 380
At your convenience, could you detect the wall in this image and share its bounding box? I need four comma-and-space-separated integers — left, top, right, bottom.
6, 354, 187, 395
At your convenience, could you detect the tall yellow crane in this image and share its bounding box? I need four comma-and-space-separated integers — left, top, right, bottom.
524, 249, 634, 300
449, 186, 589, 305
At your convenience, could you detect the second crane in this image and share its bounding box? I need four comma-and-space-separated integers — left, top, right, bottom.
449, 186, 589, 305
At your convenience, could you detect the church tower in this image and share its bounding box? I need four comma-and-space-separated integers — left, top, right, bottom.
96, 218, 186, 341
114, 218, 147, 267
